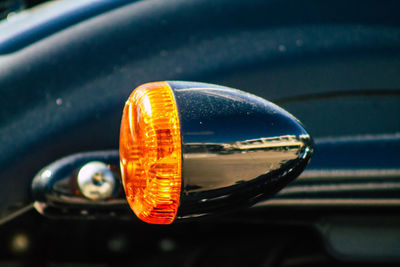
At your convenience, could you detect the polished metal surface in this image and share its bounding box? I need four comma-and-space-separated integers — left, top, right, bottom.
168, 81, 314, 218
77, 161, 116, 201
182, 135, 309, 194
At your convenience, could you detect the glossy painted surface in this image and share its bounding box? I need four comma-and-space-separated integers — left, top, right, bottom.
168, 81, 313, 218
0, 0, 132, 54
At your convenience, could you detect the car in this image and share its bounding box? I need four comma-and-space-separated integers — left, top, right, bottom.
0, 0, 399, 266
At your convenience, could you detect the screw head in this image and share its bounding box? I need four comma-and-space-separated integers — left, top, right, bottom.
77, 161, 116, 200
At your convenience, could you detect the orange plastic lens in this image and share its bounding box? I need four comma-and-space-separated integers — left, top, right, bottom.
119, 82, 182, 224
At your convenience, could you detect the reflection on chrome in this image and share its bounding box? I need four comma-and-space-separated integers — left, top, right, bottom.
227, 135, 306, 150
182, 135, 310, 193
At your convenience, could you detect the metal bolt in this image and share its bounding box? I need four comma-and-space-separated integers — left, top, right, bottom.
77, 161, 116, 201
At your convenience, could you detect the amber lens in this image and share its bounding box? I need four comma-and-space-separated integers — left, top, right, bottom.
119, 82, 182, 224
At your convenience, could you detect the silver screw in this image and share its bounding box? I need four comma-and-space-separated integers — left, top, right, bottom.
77, 161, 116, 201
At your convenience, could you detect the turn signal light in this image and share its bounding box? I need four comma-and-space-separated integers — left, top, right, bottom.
119, 82, 182, 224
31, 82, 313, 224
120, 81, 313, 224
